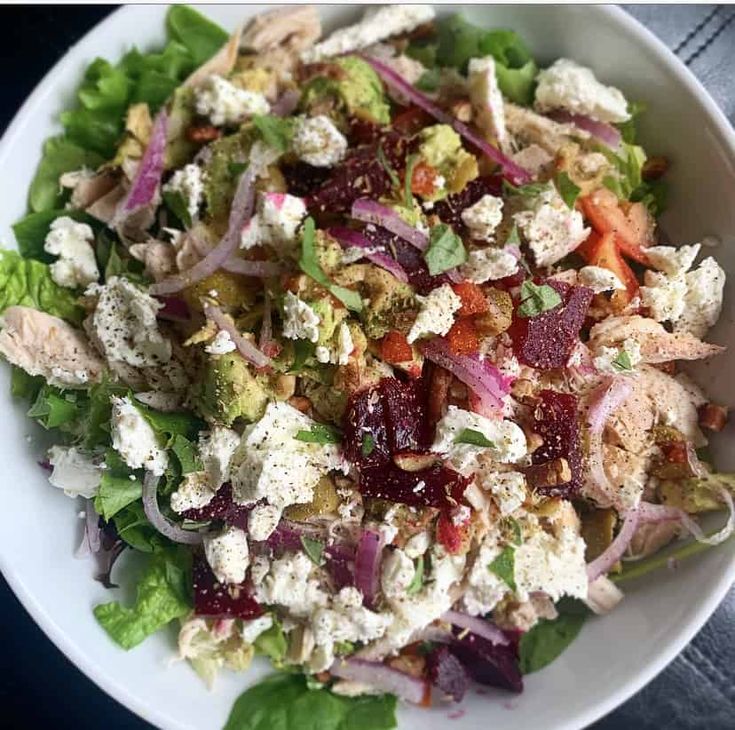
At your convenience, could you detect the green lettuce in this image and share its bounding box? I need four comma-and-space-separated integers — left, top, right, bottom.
27, 385, 88, 431
602, 142, 668, 216
113, 501, 169, 553
0, 250, 84, 323
166, 5, 229, 66
94, 450, 143, 521
224, 674, 398, 730
94, 547, 192, 650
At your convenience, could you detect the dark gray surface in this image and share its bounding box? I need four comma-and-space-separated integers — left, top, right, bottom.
0, 5, 733, 729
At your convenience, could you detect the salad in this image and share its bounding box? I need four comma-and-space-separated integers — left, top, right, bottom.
1, 5, 733, 728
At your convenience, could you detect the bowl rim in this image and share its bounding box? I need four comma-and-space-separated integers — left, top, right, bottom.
0, 5, 733, 730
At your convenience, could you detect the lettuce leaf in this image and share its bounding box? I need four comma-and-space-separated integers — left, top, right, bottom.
94, 547, 192, 649
94, 450, 143, 521
29, 137, 103, 213
602, 142, 668, 216
27, 385, 88, 431
113, 501, 169, 553
0, 250, 83, 323
12, 209, 98, 262
166, 5, 229, 66
224, 674, 398, 730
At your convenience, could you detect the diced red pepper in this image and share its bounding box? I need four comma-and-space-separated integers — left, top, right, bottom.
410, 161, 441, 197
380, 330, 413, 363
436, 511, 471, 554
452, 281, 489, 317
446, 317, 480, 355
578, 230, 638, 306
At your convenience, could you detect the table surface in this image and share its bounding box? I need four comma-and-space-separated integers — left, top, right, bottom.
0, 5, 733, 729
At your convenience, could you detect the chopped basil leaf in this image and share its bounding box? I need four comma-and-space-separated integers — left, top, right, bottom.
227, 161, 248, 177
404, 153, 419, 209
300, 217, 363, 312
489, 545, 516, 591
295, 424, 342, 444
612, 349, 633, 372
505, 223, 522, 247
335, 640, 356, 656
289, 339, 316, 373
406, 555, 425, 595
503, 179, 550, 199
377, 143, 400, 190
300, 536, 325, 566
252, 115, 294, 154
455, 428, 495, 448
516, 280, 562, 318
555, 171, 581, 209
361, 433, 376, 457
162, 189, 192, 227
424, 223, 467, 275
416, 68, 441, 92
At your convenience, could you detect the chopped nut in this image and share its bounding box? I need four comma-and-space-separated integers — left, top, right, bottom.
475, 288, 513, 337
511, 378, 536, 404
288, 395, 313, 414
186, 124, 221, 144
393, 452, 441, 472
524, 431, 544, 453
450, 99, 473, 123
524, 458, 571, 489
427, 365, 452, 426
698, 403, 728, 432
641, 155, 669, 181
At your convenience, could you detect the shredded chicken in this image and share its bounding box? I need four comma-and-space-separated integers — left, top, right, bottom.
241, 6, 321, 53
505, 102, 590, 154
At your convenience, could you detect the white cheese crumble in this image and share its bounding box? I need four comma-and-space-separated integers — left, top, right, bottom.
513, 187, 589, 267
198, 426, 240, 488
407, 284, 461, 344
88, 276, 171, 368
534, 58, 630, 123
461, 195, 504, 242
431, 405, 527, 474
674, 256, 726, 338
301, 5, 435, 62
241, 193, 308, 254
462, 533, 509, 616
47, 446, 102, 498
643, 244, 701, 276
195, 75, 269, 126
292, 115, 348, 168
468, 56, 511, 153
460, 247, 519, 284
315, 323, 354, 366
640, 270, 687, 322
578, 265, 625, 293
476, 470, 527, 516
381, 549, 416, 598
110, 395, 168, 475
163, 164, 204, 222
241, 615, 273, 645
593, 337, 642, 375
248, 503, 282, 542
282, 291, 321, 343
43, 216, 99, 289
170, 472, 216, 514
205, 329, 236, 355
203, 525, 250, 585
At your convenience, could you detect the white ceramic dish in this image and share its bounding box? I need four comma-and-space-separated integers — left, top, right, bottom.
1, 5, 734, 730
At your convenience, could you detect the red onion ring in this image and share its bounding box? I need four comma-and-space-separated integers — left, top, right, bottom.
142, 473, 204, 545
330, 658, 428, 704
221, 257, 284, 277
203, 302, 272, 369
354, 529, 384, 608
351, 198, 429, 251
271, 89, 300, 117
440, 610, 510, 646
547, 110, 622, 149
328, 226, 409, 282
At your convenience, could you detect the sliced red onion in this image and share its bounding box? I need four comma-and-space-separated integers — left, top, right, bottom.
362, 55, 532, 186
142, 473, 204, 545
354, 529, 384, 608
221, 257, 284, 277
547, 110, 622, 149
259, 288, 275, 353
328, 226, 409, 282
330, 658, 428, 705
203, 302, 272, 369
271, 89, 300, 117
441, 610, 510, 646
351, 199, 429, 251
586, 508, 640, 581
121, 110, 168, 212
151, 167, 256, 295
75, 499, 101, 558
421, 338, 512, 413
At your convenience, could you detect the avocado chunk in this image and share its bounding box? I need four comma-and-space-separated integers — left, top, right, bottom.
301, 56, 391, 126
418, 124, 479, 196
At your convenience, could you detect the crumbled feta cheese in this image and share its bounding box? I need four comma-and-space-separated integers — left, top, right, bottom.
241, 615, 273, 644
513, 188, 589, 267
476, 471, 527, 516
242, 193, 308, 253
282, 291, 321, 343
645, 244, 701, 277
163, 164, 204, 222
302, 5, 435, 62
451, 505, 472, 526
403, 531, 431, 560
640, 270, 687, 322
89, 276, 172, 368
292, 115, 348, 168
462, 533, 508, 615
170, 472, 216, 514
514, 526, 588, 602
204, 525, 250, 585
674, 256, 725, 338
47, 446, 102, 498
195, 75, 269, 126
461, 195, 505, 242
593, 337, 642, 374
535, 58, 630, 123
198, 426, 240, 489
460, 247, 519, 284
381, 549, 416, 598
110, 396, 168, 475
248, 503, 282, 541
407, 284, 461, 344
468, 57, 511, 153
230, 402, 346, 514
253, 551, 329, 617
578, 265, 625, 293
43, 216, 99, 289
205, 329, 236, 355
432, 405, 527, 474
314, 323, 354, 366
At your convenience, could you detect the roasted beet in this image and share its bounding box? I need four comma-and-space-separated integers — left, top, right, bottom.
181, 484, 251, 530
433, 176, 503, 234
359, 463, 469, 509
192, 552, 263, 619
281, 161, 331, 198
426, 645, 470, 702
343, 383, 391, 468
509, 280, 593, 370
450, 630, 523, 693
531, 389, 583, 496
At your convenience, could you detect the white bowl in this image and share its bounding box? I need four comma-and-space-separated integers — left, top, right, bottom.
1, 5, 733, 730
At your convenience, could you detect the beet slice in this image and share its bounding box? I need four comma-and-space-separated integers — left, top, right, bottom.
509, 280, 593, 370
530, 389, 583, 496
181, 484, 251, 530
433, 176, 503, 234
426, 645, 470, 702
343, 383, 392, 468
450, 630, 523, 693
192, 552, 263, 620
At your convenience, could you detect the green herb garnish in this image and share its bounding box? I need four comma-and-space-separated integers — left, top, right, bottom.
555, 171, 581, 209
295, 424, 342, 445
489, 545, 516, 591
424, 223, 467, 275
516, 280, 562, 318
455, 428, 495, 448
300, 536, 325, 566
